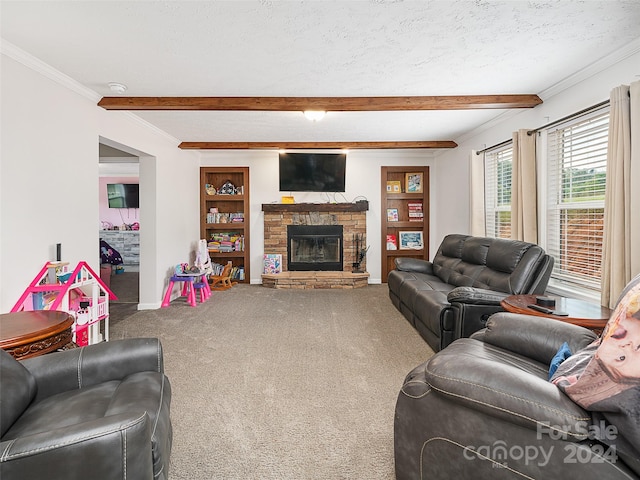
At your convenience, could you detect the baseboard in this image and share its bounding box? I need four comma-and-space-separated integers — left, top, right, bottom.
137, 302, 161, 310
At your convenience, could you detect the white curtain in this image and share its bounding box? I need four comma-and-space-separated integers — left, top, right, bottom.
469, 150, 485, 236
511, 129, 537, 243
602, 81, 640, 307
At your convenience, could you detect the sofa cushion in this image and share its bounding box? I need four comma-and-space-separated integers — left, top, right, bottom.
3, 372, 168, 441
0, 350, 36, 437
484, 238, 530, 273
433, 235, 546, 294
413, 290, 452, 335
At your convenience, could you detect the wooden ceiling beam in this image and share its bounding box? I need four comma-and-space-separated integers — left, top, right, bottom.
178, 141, 457, 150
98, 95, 542, 111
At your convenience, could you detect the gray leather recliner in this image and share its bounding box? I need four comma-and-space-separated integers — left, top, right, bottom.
394, 313, 639, 479
0, 338, 172, 480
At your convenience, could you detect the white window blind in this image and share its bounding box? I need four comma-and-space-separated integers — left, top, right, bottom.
546, 108, 609, 292
484, 145, 513, 239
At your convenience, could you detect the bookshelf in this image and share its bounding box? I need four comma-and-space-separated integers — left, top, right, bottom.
381, 166, 429, 282
200, 167, 250, 283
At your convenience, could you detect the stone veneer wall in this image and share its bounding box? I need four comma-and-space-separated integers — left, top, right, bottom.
263, 208, 367, 272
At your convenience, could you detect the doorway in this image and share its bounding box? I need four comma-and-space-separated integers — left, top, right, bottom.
99, 140, 140, 324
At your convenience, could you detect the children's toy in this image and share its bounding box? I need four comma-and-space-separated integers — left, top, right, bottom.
12, 262, 117, 345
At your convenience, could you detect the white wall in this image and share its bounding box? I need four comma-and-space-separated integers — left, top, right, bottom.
4, 39, 636, 309
432, 45, 640, 248
200, 150, 436, 283
0, 50, 200, 312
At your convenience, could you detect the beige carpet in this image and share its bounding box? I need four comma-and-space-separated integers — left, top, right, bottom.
110, 284, 433, 479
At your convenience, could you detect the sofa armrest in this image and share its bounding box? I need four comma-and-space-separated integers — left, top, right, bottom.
424, 338, 592, 441
447, 286, 508, 305
0, 412, 153, 479
476, 312, 598, 365
394, 257, 433, 274
21, 338, 164, 401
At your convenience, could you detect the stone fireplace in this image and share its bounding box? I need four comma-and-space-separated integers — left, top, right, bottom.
261, 202, 369, 288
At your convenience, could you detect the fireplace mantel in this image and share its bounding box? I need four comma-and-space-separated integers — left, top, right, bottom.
262, 201, 368, 213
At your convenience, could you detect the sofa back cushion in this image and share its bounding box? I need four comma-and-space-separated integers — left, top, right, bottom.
0, 349, 36, 437
433, 234, 547, 294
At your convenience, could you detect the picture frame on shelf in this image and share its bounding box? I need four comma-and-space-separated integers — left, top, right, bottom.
399, 231, 424, 250
405, 172, 423, 193
386, 180, 401, 193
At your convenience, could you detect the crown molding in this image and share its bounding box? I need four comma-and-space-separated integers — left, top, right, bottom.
539, 36, 640, 101
1, 39, 181, 146
1, 39, 101, 102
452, 37, 640, 152
119, 111, 182, 147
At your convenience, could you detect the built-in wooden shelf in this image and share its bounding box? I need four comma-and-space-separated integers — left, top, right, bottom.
261, 201, 369, 213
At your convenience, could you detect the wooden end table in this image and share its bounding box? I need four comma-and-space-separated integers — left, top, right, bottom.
500, 294, 611, 334
0, 311, 75, 360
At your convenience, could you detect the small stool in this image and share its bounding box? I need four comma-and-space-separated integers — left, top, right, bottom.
193, 274, 211, 303
161, 275, 197, 308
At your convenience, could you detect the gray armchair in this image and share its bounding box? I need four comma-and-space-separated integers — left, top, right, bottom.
394, 313, 639, 479
0, 338, 172, 480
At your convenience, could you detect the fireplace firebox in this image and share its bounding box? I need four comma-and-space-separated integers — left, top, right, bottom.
287, 225, 343, 271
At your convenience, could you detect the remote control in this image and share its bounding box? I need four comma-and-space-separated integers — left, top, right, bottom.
528, 304, 554, 314
527, 304, 569, 316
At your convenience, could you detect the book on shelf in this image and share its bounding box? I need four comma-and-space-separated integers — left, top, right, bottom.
206, 211, 244, 224
407, 202, 424, 221
263, 254, 282, 274
208, 233, 244, 252
211, 262, 244, 280
386, 234, 398, 250
387, 208, 399, 222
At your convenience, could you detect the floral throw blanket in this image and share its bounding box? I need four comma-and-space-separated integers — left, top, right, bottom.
551, 275, 640, 474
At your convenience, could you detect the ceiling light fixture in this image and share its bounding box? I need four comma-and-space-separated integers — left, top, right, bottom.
108, 82, 128, 94
303, 110, 326, 122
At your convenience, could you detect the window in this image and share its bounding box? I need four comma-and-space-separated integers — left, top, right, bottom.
484, 145, 513, 239
546, 108, 609, 292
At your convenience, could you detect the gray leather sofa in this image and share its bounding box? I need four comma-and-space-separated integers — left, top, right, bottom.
388, 233, 553, 352
0, 338, 172, 480
394, 313, 639, 479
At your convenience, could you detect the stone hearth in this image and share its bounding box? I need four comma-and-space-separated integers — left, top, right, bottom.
262, 202, 368, 288
262, 271, 370, 289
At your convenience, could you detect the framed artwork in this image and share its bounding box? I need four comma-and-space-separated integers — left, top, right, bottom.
399, 231, 424, 250
263, 254, 282, 274
386, 180, 401, 193
405, 172, 423, 193
387, 208, 399, 222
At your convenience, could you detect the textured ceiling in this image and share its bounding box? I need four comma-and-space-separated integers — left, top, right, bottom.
2, 0, 640, 148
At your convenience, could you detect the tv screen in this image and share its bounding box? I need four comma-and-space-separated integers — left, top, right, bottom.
279, 153, 346, 192
107, 183, 139, 208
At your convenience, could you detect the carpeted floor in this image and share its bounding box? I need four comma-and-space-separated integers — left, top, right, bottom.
108, 271, 139, 326
110, 284, 433, 479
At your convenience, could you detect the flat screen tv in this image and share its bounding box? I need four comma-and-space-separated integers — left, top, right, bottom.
107, 183, 139, 208
279, 152, 346, 192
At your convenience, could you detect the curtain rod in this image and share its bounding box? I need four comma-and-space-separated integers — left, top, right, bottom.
475, 138, 512, 155
475, 99, 610, 156
526, 99, 610, 136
